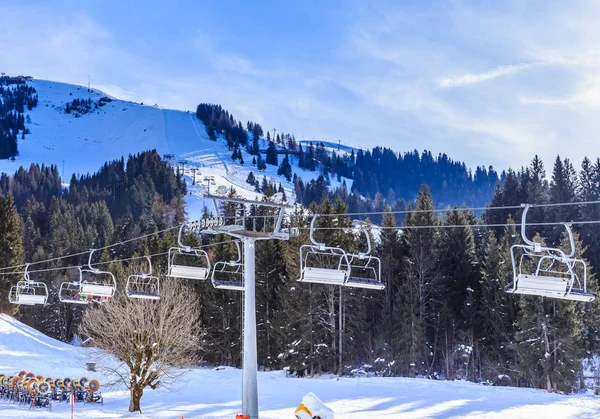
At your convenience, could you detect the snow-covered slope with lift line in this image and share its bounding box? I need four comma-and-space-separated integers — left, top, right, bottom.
0, 79, 351, 219
2, 314, 600, 418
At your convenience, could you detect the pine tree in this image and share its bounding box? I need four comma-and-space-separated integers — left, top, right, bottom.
277, 154, 293, 181
395, 185, 439, 377
257, 154, 267, 171
266, 141, 278, 166
478, 223, 519, 383
436, 208, 479, 379
0, 193, 24, 314
374, 207, 402, 374
246, 172, 256, 186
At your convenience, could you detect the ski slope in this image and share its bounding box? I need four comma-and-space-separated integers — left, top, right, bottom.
0, 79, 352, 219
1, 314, 600, 418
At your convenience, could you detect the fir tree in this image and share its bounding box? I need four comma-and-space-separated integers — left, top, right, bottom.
0, 193, 23, 314
266, 141, 278, 166
277, 154, 293, 181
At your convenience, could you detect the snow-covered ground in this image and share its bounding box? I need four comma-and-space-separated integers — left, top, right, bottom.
1, 314, 600, 418
0, 79, 352, 220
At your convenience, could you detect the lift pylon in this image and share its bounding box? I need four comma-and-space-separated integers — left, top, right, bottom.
201, 193, 295, 419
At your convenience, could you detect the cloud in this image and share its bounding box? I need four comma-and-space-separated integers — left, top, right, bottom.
191, 32, 264, 77
437, 62, 541, 88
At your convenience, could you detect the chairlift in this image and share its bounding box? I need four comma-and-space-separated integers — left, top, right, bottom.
80, 250, 117, 300
126, 257, 160, 300
167, 223, 211, 280
298, 215, 351, 286
211, 241, 244, 291
60, 250, 116, 304
59, 277, 89, 305
8, 264, 48, 306
505, 204, 595, 302
342, 227, 385, 290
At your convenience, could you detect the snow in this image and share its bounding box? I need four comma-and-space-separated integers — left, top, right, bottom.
2, 315, 600, 418
0, 79, 344, 220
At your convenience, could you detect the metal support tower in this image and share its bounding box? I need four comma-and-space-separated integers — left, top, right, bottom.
201, 193, 295, 419
242, 238, 258, 417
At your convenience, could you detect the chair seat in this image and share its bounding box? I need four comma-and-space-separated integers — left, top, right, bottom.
213, 280, 245, 291
16, 294, 47, 305
345, 277, 385, 290
300, 267, 347, 285
508, 274, 595, 302
168, 265, 209, 280
127, 291, 160, 300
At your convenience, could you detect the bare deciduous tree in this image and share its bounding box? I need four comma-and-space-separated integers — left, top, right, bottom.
80, 279, 202, 413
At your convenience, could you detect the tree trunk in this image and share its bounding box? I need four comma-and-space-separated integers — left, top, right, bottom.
129, 385, 144, 413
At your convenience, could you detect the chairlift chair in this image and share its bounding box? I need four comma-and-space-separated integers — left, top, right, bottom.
211, 241, 244, 291
59, 250, 116, 304
126, 257, 160, 300
59, 278, 89, 305
298, 215, 351, 286
8, 264, 48, 306
342, 228, 385, 290
79, 250, 116, 301
505, 204, 595, 302
167, 224, 211, 280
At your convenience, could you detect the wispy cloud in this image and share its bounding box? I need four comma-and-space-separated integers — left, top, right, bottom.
191, 32, 264, 77
437, 62, 541, 88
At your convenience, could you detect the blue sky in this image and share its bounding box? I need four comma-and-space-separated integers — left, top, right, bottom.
2, 0, 600, 171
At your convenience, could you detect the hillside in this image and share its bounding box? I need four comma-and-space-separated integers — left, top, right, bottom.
0, 79, 313, 219
1, 314, 600, 418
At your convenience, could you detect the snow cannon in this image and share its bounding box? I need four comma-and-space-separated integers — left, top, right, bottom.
35, 380, 52, 396
16, 370, 27, 378
62, 377, 73, 390
10, 376, 22, 388
86, 379, 101, 393
55, 378, 64, 389
295, 393, 335, 419
26, 379, 37, 393
73, 377, 88, 389
25, 372, 36, 379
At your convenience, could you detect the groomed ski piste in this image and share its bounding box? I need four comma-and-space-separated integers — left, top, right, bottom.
2, 314, 600, 418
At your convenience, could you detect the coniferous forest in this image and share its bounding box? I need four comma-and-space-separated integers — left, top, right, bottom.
0, 76, 38, 159
197, 103, 499, 210
1, 148, 600, 394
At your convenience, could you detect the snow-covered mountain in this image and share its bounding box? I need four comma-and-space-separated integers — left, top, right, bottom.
0, 79, 348, 219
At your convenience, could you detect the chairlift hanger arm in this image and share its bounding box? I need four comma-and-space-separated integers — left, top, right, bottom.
520, 204, 537, 248
563, 222, 576, 258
